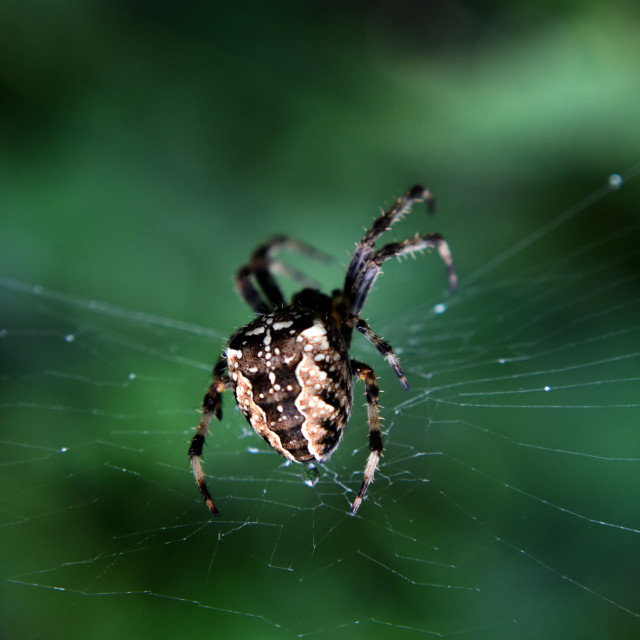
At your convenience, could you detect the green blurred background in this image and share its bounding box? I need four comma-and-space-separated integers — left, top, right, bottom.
1, 2, 639, 639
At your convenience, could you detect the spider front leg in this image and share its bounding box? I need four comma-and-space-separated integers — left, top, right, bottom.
350, 360, 383, 515
348, 232, 457, 316
188, 354, 230, 515
345, 185, 434, 300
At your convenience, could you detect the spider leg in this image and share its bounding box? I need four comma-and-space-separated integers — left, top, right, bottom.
245, 235, 289, 308
235, 266, 271, 314
345, 314, 409, 390
237, 235, 332, 312
349, 233, 457, 316
350, 360, 383, 515
345, 185, 434, 301
269, 261, 324, 290
188, 354, 230, 515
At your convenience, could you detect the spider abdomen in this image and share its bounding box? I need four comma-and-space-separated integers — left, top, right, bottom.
227, 309, 353, 463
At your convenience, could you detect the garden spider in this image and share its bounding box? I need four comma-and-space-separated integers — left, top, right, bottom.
189, 185, 457, 515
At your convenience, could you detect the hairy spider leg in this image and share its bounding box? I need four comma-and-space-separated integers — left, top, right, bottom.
235, 265, 271, 314
350, 360, 382, 515
349, 233, 457, 317
188, 354, 230, 515
345, 314, 409, 390
236, 235, 333, 311
344, 185, 435, 310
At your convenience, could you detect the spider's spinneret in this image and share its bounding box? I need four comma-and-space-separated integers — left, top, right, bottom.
188, 185, 457, 516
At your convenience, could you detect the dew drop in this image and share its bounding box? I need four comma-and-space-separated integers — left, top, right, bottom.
608, 173, 623, 190
544, 385, 551, 392
433, 303, 446, 314
64, 334, 75, 343
128, 372, 136, 380
302, 464, 320, 488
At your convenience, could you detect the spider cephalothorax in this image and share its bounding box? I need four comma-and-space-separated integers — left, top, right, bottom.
189, 185, 457, 515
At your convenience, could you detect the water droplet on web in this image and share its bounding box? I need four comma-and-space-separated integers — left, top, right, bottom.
544, 385, 551, 392
302, 464, 320, 488
33, 285, 42, 295
64, 334, 75, 343
128, 372, 136, 380
433, 303, 447, 314
608, 173, 623, 190
60, 447, 68, 453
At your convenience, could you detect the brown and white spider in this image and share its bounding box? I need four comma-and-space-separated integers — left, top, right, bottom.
189, 185, 457, 515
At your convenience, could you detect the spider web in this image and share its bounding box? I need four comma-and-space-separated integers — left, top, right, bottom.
1, 168, 639, 640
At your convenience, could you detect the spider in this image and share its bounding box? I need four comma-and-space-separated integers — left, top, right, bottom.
189, 185, 457, 516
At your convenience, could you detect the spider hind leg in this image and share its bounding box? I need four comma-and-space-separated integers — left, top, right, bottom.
188, 354, 230, 516
350, 360, 383, 515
